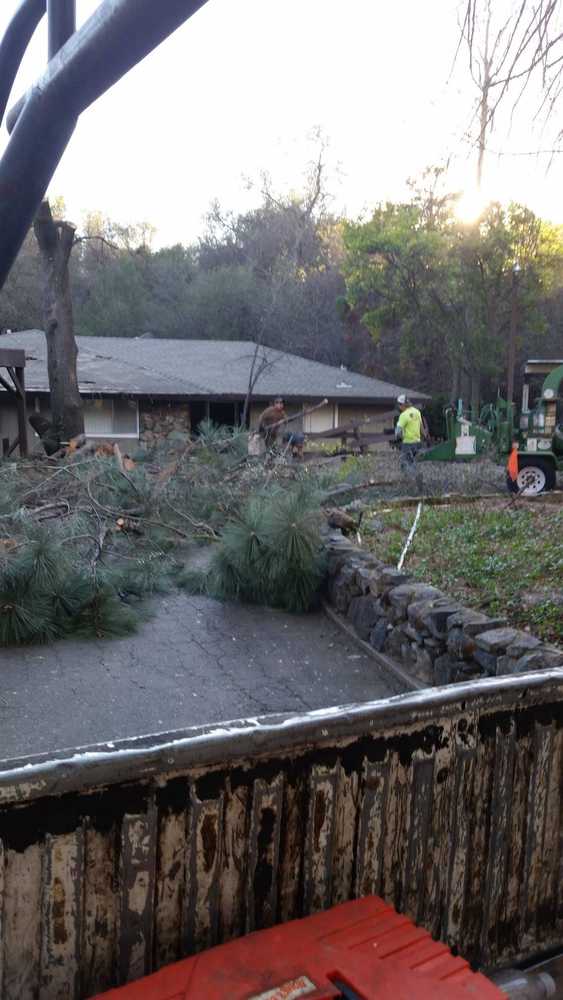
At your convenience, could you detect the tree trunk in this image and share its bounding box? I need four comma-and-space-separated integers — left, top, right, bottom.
33, 200, 84, 440
476, 4, 492, 190
470, 372, 481, 421
241, 341, 261, 428
449, 359, 461, 403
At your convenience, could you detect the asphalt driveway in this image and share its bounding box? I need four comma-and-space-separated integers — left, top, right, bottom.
0, 593, 396, 760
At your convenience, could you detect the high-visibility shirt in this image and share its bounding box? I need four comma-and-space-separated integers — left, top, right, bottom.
397, 406, 423, 444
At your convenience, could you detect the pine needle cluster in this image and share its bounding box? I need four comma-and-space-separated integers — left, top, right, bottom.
188, 482, 326, 613
0, 526, 154, 646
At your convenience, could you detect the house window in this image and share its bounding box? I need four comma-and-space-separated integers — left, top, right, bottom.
83, 398, 139, 439
303, 402, 332, 433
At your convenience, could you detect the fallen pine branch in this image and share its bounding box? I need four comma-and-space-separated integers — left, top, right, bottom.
112, 444, 140, 495
16, 458, 98, 501
35, 500, 71, 521
91, 523, 109, 569
165, 500, 219, 540
86, 479, 143, 519
0, 499, 71, 520
135, 516, 190, 540
322, 478, 383, 501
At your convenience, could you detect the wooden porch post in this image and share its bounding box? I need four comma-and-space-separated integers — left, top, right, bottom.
15, 365, 28, 456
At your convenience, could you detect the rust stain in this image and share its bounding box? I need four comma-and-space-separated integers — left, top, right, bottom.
365, 774, 382, 792
201, 813, 217, 873
167, 859, 182, 881
253, 807, 276, 924
313, 792, 326, 852
52, 877, 68, 946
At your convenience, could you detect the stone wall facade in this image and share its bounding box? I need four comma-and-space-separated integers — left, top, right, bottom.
326, 532, 563, 685
139, 400, 191, 448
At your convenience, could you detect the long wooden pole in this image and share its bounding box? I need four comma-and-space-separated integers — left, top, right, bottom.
264, 397, 329, 433
507, 266, 519, 403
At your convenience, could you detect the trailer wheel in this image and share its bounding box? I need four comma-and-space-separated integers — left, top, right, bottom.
506, 457, 556, 495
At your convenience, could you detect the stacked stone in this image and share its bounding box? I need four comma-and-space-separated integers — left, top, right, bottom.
473, 627, 563, 676
139, 402, 191, 448
326, 532, 563, 686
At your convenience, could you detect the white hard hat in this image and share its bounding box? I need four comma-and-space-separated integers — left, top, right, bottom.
396, 394, 407, 405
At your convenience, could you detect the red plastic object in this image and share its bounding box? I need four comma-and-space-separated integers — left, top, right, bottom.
93, 896, 503, 999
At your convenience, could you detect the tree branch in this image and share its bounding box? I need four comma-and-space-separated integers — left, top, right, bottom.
73, 234, 118, 251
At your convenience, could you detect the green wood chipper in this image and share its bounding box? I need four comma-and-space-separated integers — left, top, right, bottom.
420, 359, 563, 495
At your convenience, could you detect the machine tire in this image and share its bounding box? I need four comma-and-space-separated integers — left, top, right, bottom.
506, 456, 556, 495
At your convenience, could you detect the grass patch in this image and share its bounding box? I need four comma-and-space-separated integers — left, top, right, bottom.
364, 502, 563, 645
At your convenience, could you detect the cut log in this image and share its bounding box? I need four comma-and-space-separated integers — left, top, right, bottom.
324, 507, 359, 536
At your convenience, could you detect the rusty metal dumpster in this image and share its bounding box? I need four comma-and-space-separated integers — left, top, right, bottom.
0, 669, 561, 998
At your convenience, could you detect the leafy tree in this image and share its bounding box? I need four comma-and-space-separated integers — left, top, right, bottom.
181, 264, 265, 343
342, 182, 563, 409
193, 157, 356, 367
3, 162, 561, 414
74, 252, 154, 338
0, 229, 42, 331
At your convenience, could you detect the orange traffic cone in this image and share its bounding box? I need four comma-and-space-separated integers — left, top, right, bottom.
507, 444, 519, 482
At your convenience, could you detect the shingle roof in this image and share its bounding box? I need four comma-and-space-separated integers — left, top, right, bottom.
0, 331, 428, 403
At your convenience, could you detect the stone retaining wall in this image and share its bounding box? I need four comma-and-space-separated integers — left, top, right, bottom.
326, 531, 563, 685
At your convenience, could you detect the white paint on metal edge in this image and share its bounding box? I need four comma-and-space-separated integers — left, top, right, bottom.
0, 669, 562, 786
248, 975, 317, 1000
304, 705, 352, 718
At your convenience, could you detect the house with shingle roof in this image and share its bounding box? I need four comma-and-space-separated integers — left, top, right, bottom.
0, 331, 427, 452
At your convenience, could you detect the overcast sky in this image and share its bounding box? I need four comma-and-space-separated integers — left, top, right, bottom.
1, 0, 562, 246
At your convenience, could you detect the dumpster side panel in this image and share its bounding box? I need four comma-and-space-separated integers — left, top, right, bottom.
0, 673, 561, 999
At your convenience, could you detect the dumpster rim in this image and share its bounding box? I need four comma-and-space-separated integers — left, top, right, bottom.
0, 668, 561, 805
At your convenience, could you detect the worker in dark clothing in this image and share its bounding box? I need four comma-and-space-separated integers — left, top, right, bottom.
28, 413, 61, 456
283, 429, 305, 460
258, 397, 287, 449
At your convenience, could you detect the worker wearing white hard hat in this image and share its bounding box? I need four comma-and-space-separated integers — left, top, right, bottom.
395, 395, 426, 487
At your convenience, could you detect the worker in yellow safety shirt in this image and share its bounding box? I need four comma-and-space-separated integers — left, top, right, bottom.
395, 394, 427, 487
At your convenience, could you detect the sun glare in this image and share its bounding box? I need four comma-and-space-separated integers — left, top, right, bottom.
455, 190, 487, 224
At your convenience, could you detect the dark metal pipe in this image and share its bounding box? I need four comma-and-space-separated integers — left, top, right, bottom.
0, 95, 77, 274
5, 93, 25, 133
33, 0, 209, 117
7, 2, 79, 144
0, 0, 46, 127
47, 0, 76, 59
0, 0, 209, 289
491, 966, 559, 998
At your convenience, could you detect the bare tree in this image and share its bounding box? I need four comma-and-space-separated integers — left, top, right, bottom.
456, 0, 563, 186
33, 199, 84, 441
240, 343, 278, 427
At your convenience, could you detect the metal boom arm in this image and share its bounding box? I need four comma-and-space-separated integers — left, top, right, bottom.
47, 0, 75, 59
0, 0, 46, 128
0, 0, 209, 290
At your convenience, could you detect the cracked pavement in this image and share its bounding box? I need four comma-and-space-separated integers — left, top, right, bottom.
0, 594, 395, 761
